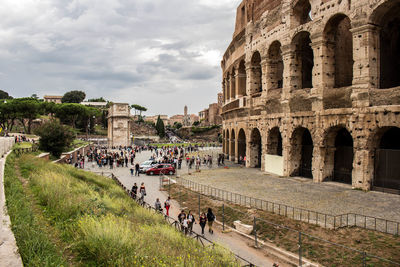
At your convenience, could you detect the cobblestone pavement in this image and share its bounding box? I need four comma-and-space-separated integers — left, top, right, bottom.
84, 149, 283, 267
181, 166, 400, 223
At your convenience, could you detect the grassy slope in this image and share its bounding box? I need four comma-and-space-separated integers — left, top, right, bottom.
5, 154, 238, 266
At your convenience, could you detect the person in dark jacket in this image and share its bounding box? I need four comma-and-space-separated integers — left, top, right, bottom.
207, 208, 215, 234
131, 183, 138, 199
199, 212, 207, 235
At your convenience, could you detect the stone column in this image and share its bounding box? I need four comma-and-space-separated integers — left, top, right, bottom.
235, 71, 240, 99
281, 45, 295, 112
226, 77, 231, 102
352, 148, 373, 190
351, 24, 380, 107
234, 136, 239, 164
261, 58, 268, 96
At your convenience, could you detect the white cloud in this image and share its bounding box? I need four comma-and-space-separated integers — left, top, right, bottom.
0, 0, 241, 116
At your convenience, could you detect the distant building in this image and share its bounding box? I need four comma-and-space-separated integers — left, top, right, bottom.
144, 115, 169, 126
198, 93, 222, 126
169, 115, 184, 125
44, 95, 62, 104
81, 101, 108, 109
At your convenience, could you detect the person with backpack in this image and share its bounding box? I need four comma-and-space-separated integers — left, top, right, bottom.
199, 212, 207, 236
135, 163, 140, 176
164, 196, 171, 216
207, 208, 215, 234
187, 210, 196, 234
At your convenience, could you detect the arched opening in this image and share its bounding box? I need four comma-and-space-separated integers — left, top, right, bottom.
250, 51, 262, 94
267, 41, 283, 90
231, 68, 236, 100
374, 127, 400, 193
238, 60, 247, 96
238, 129, 246, 164
249, 128, 262, 168
222, 131, 225, 154
230, 129, 236, 161
290, 127, 313, 178
225, 130, 230, 157
372, 2, 400, 88
226, 72, 230, 101
267, 127, 282, 156
222, 80, 226, 104
292, 0, 312, 27
333, 128, 353, 184
324, 14, 353, 88
292, 31, 314, 89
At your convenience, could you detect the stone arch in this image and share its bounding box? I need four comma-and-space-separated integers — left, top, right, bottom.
225, 72, 231, 101
267, 127, 283, 156
292, 31, 314, 89
324, 14, 353, 88
238, 128, 246, 164
230, 67, 236, 100
267, 41, 283, 91
323, 126, 354, 184
230, 129, 236, 160
225, 129, 230, 157
372, 127, 400, 193
238, 60, 247, 96
250, 51, 262, 95
249, 128, 262, 168
370, 0, 400, 89
292, 0, 312, 28
222, 130, 226, 154
289, 127, 313, 178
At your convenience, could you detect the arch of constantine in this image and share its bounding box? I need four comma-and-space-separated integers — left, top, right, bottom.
221, 0, 400, 193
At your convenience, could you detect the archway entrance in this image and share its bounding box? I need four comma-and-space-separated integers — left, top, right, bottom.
250, 51, 262, 94
372, 2, 400, 88
300, 129, 313, 178
249, 128, 262, 168
374, 127, 400, 193
333, 128, 353, 184
292, 31, 314, 89
267, 41, 283, 90
238, 129, 246, 164
230, 129, 236, 161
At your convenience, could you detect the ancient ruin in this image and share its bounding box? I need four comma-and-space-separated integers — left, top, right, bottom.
221, 0, 400, 193
107, 103, 131, 147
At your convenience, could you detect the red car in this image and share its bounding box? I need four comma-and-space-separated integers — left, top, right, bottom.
146, 164, 175, 175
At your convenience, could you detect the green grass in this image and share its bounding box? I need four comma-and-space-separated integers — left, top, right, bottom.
5, 154, 239, 266
3, 153, 67, 266
12, 142, 33, 149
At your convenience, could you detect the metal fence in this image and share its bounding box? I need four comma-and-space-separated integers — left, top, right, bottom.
165, 177, 400, 267
175, 177, 400, 236
105, 172, 255, 267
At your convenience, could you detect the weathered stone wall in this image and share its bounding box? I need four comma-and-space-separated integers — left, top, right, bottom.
221, 0, 400, 192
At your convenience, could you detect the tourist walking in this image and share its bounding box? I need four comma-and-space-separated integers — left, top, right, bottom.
135, 163, 140, 176
207, 208, 215, 234
164, 196, 171, 216
139, 182, 146, 204
155, 198, 162, 213
131, 183, 138, 199
187, 210, 195, 234
199, 213, 207, 236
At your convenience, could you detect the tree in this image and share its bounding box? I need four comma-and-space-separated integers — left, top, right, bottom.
54, 103, 87, 128
155, 115, 165, 138
131, 104, 147, 116
13, 98, 42, 134
88, 97, 106, 102
0, 90, 12, 100
192, 121, 200, 126
35, 119, 75, 158
62, 90, 86, 103
0, 100, 17, 132
174, 122, 183, 129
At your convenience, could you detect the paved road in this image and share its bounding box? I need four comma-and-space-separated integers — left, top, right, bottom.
85, 149, 283, 267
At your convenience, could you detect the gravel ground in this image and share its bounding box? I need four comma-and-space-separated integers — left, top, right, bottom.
181, 167, 400, 222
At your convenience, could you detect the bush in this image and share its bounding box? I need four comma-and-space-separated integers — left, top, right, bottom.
34, 119, 75, 158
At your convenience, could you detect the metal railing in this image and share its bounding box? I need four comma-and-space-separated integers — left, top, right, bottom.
165, 177, 400, 267
176, 177, 400, 236
105, 172, 255, 267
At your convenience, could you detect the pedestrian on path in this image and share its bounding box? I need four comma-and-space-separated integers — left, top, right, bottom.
130, 167, 134, 176
155, 198, 162, 213
164, 196, 171, 216
135, 163, 140, 176
131, 183, 138, 199
187, 210, 196, 234
207, 208, 215, 234
199, 212, 207, 235
139, 182, 146, 204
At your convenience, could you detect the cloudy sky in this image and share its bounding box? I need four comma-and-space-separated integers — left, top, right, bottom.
0, 0, 241, 116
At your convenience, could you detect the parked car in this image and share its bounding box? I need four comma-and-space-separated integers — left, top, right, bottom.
139, 160, 157, 173
146, 164, 175, 175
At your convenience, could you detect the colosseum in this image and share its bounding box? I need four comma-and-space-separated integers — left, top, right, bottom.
221, 0, 400, 193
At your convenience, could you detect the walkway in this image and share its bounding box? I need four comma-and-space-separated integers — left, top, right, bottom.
85, 149, 285, 267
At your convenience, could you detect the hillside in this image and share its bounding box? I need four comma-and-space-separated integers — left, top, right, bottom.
4, 154, 238, 266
